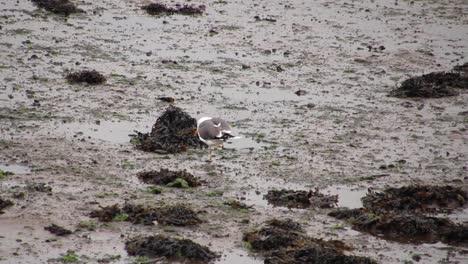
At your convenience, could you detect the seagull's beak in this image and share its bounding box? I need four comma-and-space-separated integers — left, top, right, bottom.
193, 128, 199, 136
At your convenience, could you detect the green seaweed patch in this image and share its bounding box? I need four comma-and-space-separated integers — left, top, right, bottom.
145, 186, 162, 194
206, 190, 224, 197
113, 214, 129, 222
166, 178, 189, 188
57, 250, 80, 263
78, 220, 97, 230
0, 169, 14, 180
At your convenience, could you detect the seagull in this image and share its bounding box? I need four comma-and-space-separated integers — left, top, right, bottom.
196, 117, 239, 161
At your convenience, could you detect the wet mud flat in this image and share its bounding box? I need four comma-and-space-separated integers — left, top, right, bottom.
1, 0, 468, 263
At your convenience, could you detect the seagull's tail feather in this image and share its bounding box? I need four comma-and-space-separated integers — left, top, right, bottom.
219, 133, 241, 141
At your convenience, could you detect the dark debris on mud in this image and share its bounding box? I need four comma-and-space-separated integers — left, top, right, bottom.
126, 235, 217, 263
90, 204, 122, 222
44, 224, 73, 236
265, 189, 338, 209
0, 197, 14, 214
133, 105, 207, 154
90, 203, 201, 226
329, 208, 468, 246
243, 219, 377, 264
362, 185, 467, 214
223, 199, 253, 210
137, 169, 201, 188
26, 182, 52, 193
142, 3, 206, 16
390, 63, 468, 98
31, 0, 83, 16
65, 69, 107, 85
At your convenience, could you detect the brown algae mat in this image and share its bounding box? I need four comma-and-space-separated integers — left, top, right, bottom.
90, 203, 201, 226
44, 224, 73, 236
126, 234, 217, 263
137, 169, 202, 188
390, 63, 468, 98
329, 185, 468, 245
31, 0, 83, 16
362, 185, 467, 214
0, 197, 14, 214
329, 208, 468, 246
142, 3, 206, 16
65, 69, 107, 85
133, 105, 207, 153
243, 219, 377, 264
265, 189, 338, 209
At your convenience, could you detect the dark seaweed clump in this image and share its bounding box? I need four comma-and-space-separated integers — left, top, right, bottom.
329, 208, 468, 246
390, 63, 468, 98
31, 0, 83, 16
243, 219, 377, 264
329, 184, 468, 246
44, 224, 72, 236
362, 185, 467, 214
126, 235, 217, 262
265, 189, 337, 208
133, 105, 207, 154
137, 169, 201, 187
90, 203, 201, 226
123, 203, 201, 226
142, 3, 205, 16
66, 70, 107, 85
0, 197, 14, 214
90, 204, 122, 222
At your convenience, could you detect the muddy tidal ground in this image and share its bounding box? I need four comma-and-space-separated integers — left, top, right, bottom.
0, 0, 467, 263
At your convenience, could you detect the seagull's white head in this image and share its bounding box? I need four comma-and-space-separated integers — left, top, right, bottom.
197, 117, 213, 128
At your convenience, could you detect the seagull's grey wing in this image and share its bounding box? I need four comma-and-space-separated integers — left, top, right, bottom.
199, 120, 222, 140
211, 117, 232, 133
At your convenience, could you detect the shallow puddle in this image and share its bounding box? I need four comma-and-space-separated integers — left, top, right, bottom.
324, 185, 368, 209
230, 177, 368, 210
0, 163, 31, 174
